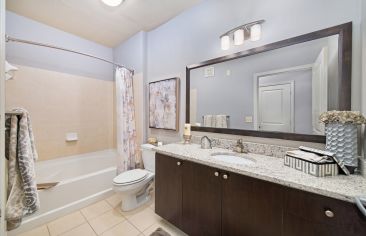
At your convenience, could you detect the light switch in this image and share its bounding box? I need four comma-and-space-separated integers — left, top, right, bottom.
66, 132, 78, 142
245, 116, 253, 123
204, 66, 215, 77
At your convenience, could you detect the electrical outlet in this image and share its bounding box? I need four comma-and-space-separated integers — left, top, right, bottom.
226, 69, 231, 76
204, 66, 215, 77
245, 116, 253, 123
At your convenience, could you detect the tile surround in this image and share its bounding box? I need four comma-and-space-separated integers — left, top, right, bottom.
191, 135, 296, 158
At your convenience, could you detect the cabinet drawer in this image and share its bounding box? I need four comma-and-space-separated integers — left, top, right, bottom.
284, 188, 366, 227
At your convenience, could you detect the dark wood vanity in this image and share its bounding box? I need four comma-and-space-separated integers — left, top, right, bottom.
155, 153, 366, 236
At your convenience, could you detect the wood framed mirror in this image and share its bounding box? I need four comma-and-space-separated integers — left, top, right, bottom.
186, 22, 352, 143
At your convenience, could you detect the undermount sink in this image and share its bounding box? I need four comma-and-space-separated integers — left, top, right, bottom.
210, 153, 256, 165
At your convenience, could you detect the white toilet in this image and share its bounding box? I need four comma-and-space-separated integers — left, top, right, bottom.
113, 144, 156, 211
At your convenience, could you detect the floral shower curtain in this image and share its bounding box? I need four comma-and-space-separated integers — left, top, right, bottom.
115, 67, 137, 174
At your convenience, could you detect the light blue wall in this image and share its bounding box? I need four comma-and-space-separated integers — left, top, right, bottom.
144, 0, 362, 142
113, 31, 146, 74
6, 11, 114, 80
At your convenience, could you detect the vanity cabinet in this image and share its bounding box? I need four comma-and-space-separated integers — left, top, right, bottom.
222, 171, 283, 236
182, 161, 221, 236
155, 153, 183, 228
283, 188, 366, 236
155, 154, 366, 236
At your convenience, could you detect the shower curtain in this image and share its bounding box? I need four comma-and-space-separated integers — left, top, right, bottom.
115, 67, 138, 174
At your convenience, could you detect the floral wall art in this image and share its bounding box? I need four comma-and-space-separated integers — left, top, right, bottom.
149, 77, 179, 130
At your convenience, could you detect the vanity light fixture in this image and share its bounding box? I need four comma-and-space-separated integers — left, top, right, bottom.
221, 35, 230, 50
101, 0, 124, 7
233, 29, 245, 45
220, 20, 265, 50
250, 24, 262, 41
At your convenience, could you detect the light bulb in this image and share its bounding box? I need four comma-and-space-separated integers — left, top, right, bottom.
221, 35, 230, 50
233, 29, 244, 45
250, 24, 262, 41
101, 0, 124, 7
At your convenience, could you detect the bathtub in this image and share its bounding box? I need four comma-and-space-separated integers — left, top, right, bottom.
9, 149, 117, 235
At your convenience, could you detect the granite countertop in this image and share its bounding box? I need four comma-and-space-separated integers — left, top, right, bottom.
153, 143, 366, 203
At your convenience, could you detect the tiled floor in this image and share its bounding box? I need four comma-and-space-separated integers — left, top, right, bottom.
18, 193, 187, 236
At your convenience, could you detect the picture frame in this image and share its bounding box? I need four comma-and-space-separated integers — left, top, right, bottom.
149, 77, 180, 131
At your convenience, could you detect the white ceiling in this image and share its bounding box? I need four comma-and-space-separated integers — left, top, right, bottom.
6, 0, 201, 47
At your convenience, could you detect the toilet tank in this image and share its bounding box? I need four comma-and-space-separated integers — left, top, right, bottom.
141, 144, 156, 173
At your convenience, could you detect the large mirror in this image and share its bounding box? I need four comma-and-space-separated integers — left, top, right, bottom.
186, 23, 352, 143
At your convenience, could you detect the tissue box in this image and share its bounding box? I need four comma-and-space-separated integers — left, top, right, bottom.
284, 155, 339, 177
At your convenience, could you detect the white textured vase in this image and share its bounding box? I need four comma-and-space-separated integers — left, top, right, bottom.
325, 123, 358, 170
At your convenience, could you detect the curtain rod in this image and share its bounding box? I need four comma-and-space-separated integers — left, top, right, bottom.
5, 35, 134, 75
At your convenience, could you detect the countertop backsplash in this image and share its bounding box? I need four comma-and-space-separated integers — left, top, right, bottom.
191, 135, 296, 159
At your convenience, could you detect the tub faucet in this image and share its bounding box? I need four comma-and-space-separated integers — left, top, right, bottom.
234, 139, 248, 153
201, 136, 212, 149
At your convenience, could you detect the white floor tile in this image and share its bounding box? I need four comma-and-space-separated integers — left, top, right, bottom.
81, 200, 112, 220
124, 207, 162, 232
17, 225, 50, 236
143, 219, 187, 236
60, 223, 96, 236
47, 211, 86, 236
88, 209, 125, 235
101, 221, 140, 236
105, 194, 122, 209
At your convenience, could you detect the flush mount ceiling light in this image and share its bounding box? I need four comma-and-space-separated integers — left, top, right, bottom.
101, 0, 124, 7
220, 20, 265, 50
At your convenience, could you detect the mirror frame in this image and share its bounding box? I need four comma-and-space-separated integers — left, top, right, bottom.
186, 22, 352, 143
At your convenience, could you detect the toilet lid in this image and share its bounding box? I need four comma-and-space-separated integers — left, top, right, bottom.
113, 169, 148, 186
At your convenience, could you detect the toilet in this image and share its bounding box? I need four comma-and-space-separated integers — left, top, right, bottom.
113, 144, 156, 211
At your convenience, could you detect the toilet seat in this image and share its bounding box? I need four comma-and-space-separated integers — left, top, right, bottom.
113, 169, 149, 186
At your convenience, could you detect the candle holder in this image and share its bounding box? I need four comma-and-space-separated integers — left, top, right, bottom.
183, 134, 192, 144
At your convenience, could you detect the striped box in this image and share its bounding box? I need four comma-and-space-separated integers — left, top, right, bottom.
284, 155, 339, 177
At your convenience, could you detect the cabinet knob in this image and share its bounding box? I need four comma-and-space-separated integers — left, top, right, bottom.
177, 161, 181, 166
222, 174, 228, 180
325, 210, 334, 218
214, 171, 219, 177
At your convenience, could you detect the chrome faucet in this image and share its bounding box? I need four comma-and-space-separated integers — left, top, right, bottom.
201, 136, 212, 149
233, 139, 248, 153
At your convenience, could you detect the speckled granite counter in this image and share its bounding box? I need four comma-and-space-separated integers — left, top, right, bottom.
153, 143, 366, 203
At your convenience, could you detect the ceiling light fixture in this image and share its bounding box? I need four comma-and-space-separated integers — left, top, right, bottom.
101, 0, 124, 7
220, 20, 265, 50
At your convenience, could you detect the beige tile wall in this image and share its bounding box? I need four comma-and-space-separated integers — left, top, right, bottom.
5, 65, 117, 161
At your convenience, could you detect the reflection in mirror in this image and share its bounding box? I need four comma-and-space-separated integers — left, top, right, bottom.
190, 35, 339, 135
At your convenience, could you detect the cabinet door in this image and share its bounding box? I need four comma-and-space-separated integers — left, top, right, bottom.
222, 173, 283, 236
283, 188, 366, 236
182, 161, 221, 236
155, 153, 183, 228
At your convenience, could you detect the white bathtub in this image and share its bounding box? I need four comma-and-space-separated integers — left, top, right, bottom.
9, 149, 117, 235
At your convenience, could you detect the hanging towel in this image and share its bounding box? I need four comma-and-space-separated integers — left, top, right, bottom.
5, 108, 39, 230
203, 115, 213, 127
215, 115, 228, 128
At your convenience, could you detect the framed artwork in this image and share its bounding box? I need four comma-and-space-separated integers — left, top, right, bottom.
149, 77, 179, 130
